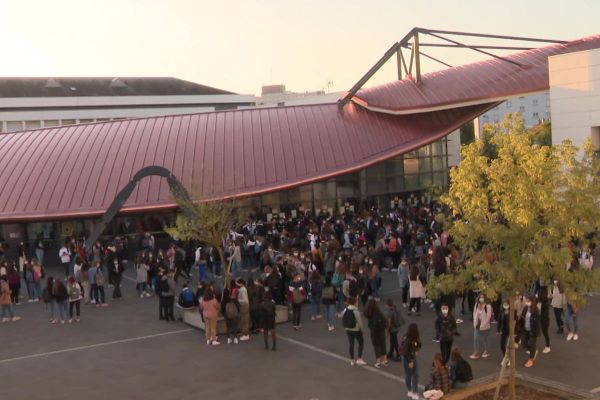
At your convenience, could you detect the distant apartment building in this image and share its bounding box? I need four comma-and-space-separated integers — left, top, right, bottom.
478, 92, 551, 129
256, 84, 341, 107
0, 77, 255, 133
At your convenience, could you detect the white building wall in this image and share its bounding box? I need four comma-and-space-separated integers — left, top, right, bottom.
446, 129, 461, 167
549, 48, 600, 154
478, 91, 551, 129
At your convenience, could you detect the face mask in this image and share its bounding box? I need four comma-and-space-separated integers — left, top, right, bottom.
479, 298, 485, 303
503, 304, 509, 310
441, 309, 448, 315
553, 280, 558, 284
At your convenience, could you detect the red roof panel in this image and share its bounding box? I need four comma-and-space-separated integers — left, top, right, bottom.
353, 35, 600, 113
0, 102, 495, 222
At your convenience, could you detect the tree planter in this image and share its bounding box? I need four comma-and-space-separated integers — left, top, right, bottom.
445, 376, 589, 400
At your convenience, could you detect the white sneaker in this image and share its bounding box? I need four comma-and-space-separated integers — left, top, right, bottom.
227, 338, 232, 344
573, 334, 579, 341
139, 294, 144, 299
240, 335, 250, 341
206, 340, 211, 345
356, 358, 367, 366
350, 360, 356, 366
328, 325, 335, 331
234, 338, 239, 344
542, 346, 551, 354
456, 318, 463, 324
567, 333, 574, 341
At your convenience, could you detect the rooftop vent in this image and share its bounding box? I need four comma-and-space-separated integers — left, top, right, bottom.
44, 78, 62, 88
110, 78, 128, 88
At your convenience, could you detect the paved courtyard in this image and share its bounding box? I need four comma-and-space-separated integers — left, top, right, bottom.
1, 267, 599, 400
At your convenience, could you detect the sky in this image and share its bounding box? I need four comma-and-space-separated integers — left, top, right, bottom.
1, 0, 599, 96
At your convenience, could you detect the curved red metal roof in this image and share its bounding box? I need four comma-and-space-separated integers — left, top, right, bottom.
0, 102, 495, 222
352, 35, 600, 114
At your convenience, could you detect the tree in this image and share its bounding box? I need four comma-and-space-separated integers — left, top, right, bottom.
165, 196, 245, 288
429, 114, 600, 400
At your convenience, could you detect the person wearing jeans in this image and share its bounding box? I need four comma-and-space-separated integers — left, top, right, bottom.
565, 303, 579, 341
53, 279, 69, 324
322, 275, 336, 331
470, 294, 493, 359
344, 297, 366, 366
403, 323, 422, 400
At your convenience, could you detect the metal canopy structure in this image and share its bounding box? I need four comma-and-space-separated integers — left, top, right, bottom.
338, 27, 568, 109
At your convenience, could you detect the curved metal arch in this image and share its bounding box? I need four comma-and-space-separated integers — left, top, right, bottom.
84, 165, 197, 251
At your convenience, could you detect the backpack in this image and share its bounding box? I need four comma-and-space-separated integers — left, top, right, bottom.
346, 278, 359, 298
342, 308, 357, 329
322, 285, 334, 301
398, 335, 407, 356
95, 270, 105, 286
391, 307, 404, 330
455, 359, 473, 382
69, 284, 80, 300
292, 287, 306, 305
310, 281, 322, 297
225, 301, 239, 319
332, 273, 343, 288
160, 278, 170, 294
42, 287, 52, 303
180, 289, 195, 306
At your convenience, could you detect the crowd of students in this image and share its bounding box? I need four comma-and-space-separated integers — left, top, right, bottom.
1, 195, 597, 400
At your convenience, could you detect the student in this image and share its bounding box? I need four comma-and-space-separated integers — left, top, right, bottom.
42, 276, 56, 322
59, 241, 72, 277
449, 348, 473, 389
288, 274, 306, 330
161, 270, 176, 322
398, 257, 410, 308
7, 264, 21, 305
135, 256, 151, 298
363, 298, 389, 368
89, 262, 108, 307
343, 297, 366, 366
110, 257, 124, 300
321, 273, 337, 331
403, 323, 422, 400
549, 280, 566, 334
424, 353, 451, 400
52, 278, 69, 324
0, 275, 21, 322
496, 299, 519, 362
520, 296, 540, 368
221, 284, 240, 344
66, 276, 82, 323
470, 294, 493, 360
565, 301, 579, 342
537, 287, 551, 354
408, 265, 426, 316
435, 304, 457, 365
308, 270, 323, 321
200, 287, 221, 346
236, 278, 251, 341
259, 291, 277, 351
385, 298, 404, 361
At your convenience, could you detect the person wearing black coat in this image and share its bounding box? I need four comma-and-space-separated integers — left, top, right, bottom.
520, 296, 540, 368
110, 257, 124, 299
248, 279, 265, 333
497, 300, 519, 358
259, 291, 277, 351
537, 287, 551, 354
435, 304, 457, 365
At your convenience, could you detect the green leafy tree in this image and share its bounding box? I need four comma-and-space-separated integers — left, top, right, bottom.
429, 114, 600, 400
165, 197, 245, 288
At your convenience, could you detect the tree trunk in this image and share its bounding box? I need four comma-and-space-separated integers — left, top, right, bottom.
509, 296, 517, 400
216, 246, 230, 290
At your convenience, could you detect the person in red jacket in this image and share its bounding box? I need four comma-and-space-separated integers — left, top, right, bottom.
288, 274, 306, 330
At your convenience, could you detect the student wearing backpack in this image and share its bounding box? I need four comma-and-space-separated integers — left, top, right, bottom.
67, 276, 82, 323
1, 274, 21, 322
52, 279, 69, 324
449, 348, 473, 389
160, 270, 176, 322
200, 286, 221, 346
308, 270, 323, 321
288, 274, 306, 330
7, 264, 21, 305
236, 278, 251, 341
221, 284, 240, 344
436, 304, 457, 365
42, 276, 57, 322
363, 299, 389, 368
343, 297, 367, 366
386, 298, 404, 361
259, 291, 277, 351
321, 273, 337, 331
89, 262, 108, 308
470, 294, 493, 360
403, 323, 422, 400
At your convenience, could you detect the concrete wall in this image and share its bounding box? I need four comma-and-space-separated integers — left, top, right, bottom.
549, 48, 600, 155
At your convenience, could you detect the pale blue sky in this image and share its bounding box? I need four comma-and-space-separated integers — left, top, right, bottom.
1, 0, 598, 95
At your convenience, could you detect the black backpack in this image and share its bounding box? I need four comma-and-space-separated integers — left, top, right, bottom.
342, 308, 357, 329
455, 359, 473, 382
347, 279, 359, 298
160, 278, 170, 294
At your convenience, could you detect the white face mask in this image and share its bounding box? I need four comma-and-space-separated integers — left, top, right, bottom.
503, 304, 509, 310
479, 298, 485, 304
441, 308, 449, 315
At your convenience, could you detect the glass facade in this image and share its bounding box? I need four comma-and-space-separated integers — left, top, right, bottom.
257, 137, 449, 214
